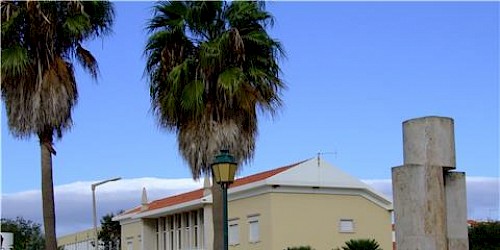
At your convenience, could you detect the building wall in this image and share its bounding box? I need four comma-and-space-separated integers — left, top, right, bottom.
227, 192, 273, 250
57, 228, 95, 250
268, 192, 392, 250
120, 219, 142, 250
119, 191, 391, 250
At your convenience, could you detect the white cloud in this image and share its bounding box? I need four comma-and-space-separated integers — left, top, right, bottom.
2, 178, 203, 236
2, 176, 498, 237
363, 177, 500, 221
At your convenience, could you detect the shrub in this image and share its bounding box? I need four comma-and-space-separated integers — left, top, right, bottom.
286, 246, 314, 250
469, 221, 500, 250
338, 239, 382, 250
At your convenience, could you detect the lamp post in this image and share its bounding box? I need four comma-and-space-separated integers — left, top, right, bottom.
91, 177, 121, 250
211, 150, 237, 250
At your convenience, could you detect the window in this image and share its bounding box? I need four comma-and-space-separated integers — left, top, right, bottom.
155, 218, 161, 249
228, 220, 239, 246
248, 215, 260, 243
192, 211, 199, 248
339, 219, 354, 233
175, 214, 182, 249
184, 212, 191, 248
157, 210, 204, 250
160, 217, 167, 250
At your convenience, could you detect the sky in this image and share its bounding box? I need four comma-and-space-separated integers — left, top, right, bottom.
1, 2, 499, 236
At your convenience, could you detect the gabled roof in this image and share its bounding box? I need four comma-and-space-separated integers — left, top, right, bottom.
114, 158, 392, 221
268, 157, 381, 190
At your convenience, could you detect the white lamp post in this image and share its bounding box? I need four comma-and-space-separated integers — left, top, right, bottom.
91, 177, 121, 250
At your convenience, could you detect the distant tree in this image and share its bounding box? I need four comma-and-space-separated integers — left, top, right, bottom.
1, 217, 45, 250
98, 212, 122, 250
338, 239, 382, 250
468, 220, 500, 250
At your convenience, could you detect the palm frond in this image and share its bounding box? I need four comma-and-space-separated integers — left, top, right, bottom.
180, 79, 204, 113
217, 67, 245, 99
1, 46, 30, 76
225, 1, 273, 30
63, 13, 91, 36
81, 1, 114, 38
147, 1, 187, 33
75, 44, 98, 80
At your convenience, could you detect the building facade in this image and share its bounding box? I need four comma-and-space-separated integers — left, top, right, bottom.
114, 158, 393, 250
58, 228, 96, 250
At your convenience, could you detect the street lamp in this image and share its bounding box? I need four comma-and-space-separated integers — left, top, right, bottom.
211, 150, 237, 250
91, 177, 121, 250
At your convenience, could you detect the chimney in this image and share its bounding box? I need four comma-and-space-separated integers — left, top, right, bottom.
203, 175, 212, 196
141, 187, 149, 211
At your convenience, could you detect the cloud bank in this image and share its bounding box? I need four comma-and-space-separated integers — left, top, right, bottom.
363, 176, 500, 220
2, 176, 498, 236
2, 178, 203, 236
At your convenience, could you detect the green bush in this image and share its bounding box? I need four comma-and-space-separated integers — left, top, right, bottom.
469, 221, 500, 250
337, 239, 382, 250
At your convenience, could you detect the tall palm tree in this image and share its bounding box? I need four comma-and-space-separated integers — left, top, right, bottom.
144, 1, 285, 248
1, 2, 114, 249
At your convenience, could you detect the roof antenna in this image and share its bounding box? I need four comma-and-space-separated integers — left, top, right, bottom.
317, 151, 321, 167
317, 151, 338, 167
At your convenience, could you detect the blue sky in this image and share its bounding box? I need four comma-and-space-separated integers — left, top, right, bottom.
1, 2, 499, 225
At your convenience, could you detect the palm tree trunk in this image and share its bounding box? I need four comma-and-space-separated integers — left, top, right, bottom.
212, 184, 224, 250
39, 131, 57, 250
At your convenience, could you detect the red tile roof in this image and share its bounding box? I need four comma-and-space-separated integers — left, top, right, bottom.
123, 160, 304, 216
148, 188, 205, 211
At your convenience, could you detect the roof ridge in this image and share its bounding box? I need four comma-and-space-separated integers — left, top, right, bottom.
119, 159, 310, 216
148, 187, 204, 205
238, 159, 306, 180
229, 159, 308, 188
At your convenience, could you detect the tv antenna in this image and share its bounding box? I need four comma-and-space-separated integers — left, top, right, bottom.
317, 151, 338, 167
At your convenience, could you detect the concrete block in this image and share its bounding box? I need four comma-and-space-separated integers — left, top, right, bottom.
403, 116, 456, 169
445, 172, 469, 250
392, 164, 447, 250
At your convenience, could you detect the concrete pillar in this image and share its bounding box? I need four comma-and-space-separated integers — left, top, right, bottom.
203, 204, 214, 250
445, 172, 469, 249
392, 116, 468, 250
392, 164, 448, 250
403, 116, 455, 169
202, 176, 213, 250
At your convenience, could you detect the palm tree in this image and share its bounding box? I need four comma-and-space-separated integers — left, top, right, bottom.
340, 239, 383, 250
1, 2, 114, 249
144, 1, 285, 248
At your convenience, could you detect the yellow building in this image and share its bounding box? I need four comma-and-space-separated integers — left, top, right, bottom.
113, 158, 393, 250
58, 228, 96, 250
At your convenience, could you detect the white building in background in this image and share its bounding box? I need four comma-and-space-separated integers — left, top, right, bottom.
57, 228, 96, 250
